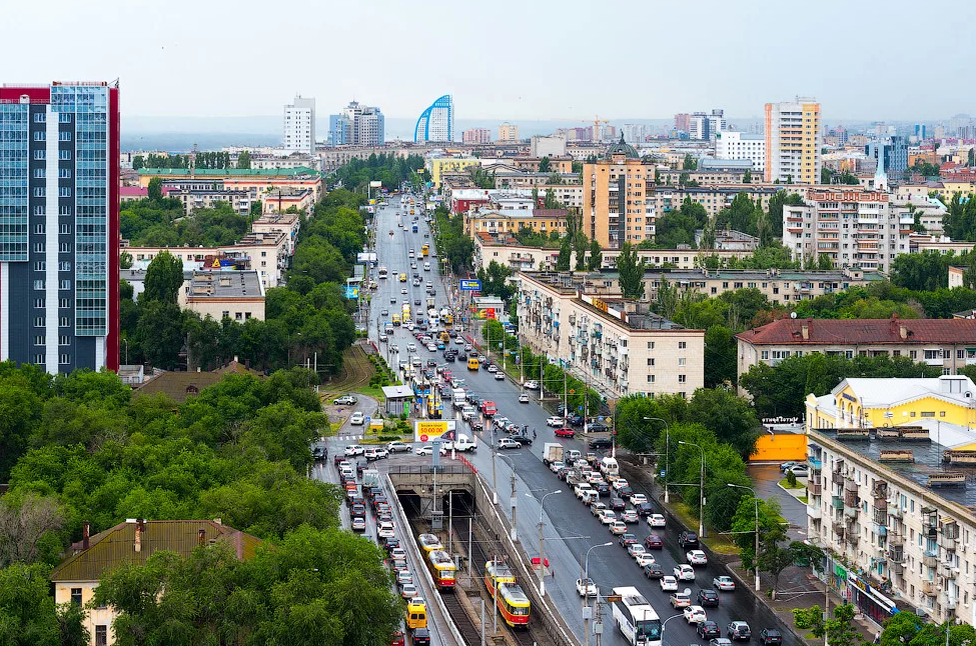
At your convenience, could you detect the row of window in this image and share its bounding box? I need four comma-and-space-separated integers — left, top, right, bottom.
33, 317, 75, 327
646, 374, 687, 383
32, 113, 72, 124
33, 336, 72, 345
31, 168, 72, 178
33, 280, 73, 290
32, 225, 72, 235
31, 187, 72, 197
33, 353, 71, 364
32, 298, 72, 308
31, 131, 73, 141
32, 206, 73, 216
32, 150, 72, 160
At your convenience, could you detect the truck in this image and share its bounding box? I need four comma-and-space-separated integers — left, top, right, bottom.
362, 469, 380, 488
542, 443, 564, 466
452, 388, 467, 405
443, 433, 477, 452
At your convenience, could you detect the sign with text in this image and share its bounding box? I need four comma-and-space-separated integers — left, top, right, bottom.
414, 420, 457, 443
459, 279, 482, 291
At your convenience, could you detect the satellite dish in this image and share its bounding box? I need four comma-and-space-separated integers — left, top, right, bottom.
791, 312, 797, 319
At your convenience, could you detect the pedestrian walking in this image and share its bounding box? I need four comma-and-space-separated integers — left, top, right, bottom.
874, 632, 881, 644
532, 428, 537, 439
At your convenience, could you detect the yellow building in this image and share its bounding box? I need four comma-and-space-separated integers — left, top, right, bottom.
764, 98, 821, 184
582, 138, 654, 249
429, 158, 481, 188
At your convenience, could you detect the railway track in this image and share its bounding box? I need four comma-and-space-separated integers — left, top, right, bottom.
437, 587, 484, 646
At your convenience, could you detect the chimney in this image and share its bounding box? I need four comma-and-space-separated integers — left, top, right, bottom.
198, 528, 206, 547
900, 324, 908, 340
83, 521, 90, 550
134, 518, 144, 553
801, 324, 809, 340
213, 518, 222, 526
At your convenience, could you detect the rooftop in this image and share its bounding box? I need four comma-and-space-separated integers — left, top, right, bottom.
134, 360, 264, 403
382, 385, 414, 399
138, 167, 320, 178
737, 316, 976, 346
186, 270, 264, 300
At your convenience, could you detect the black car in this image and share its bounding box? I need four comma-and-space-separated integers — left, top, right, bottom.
679, 531, 700, 549
589, 438, 612, 450
642, 562, 664, 579
383, 537, 400, 553
616, 485, 633, 497
588, 422, 610, 433
594, 482, 611, 497
698, 589, 720, 607
727, 622, 751, 641
634, 501, 654, 516
609, 495, 626, 511
412, 627, 431, 646
698, 621, 721, 639
312, 446, 326, 461
757, 630, 783, 646
510, 434, 533, 446
618, 533, 638, 547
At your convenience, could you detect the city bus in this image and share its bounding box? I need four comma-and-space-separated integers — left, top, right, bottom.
425, 550, 457, 589
611, 587, 662, 646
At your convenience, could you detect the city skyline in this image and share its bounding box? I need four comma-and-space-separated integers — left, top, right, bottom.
5, 0, 976, 122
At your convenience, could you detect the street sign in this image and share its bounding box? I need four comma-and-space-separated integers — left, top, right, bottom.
459, 279, 482, 291
365, 416, 371, 426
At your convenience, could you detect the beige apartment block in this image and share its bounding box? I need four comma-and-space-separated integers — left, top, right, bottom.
517, 272, 704, 400
649, 184, 782, 219
180, 270, 266, 322
582, 140, 655, 249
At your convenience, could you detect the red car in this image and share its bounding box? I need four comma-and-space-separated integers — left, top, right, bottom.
644, 534, 664, 549
389, 630, 404, 646
554, 427, 576, 438
481, 400, 497, 416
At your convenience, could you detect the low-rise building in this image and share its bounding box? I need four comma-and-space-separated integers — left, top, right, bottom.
181, 270, 266, 321
464, 208, 569, 237
170, 188, 253, 216
137, 167, 324, 200
736, 316, 976, 382
429, 157, 481, 187
518, 272, 704, 400
909, 236, 976, 256
51, 519, 262, 646
650, 184, 782, 220
251, 211, 301, 253
804, 376, 976, 625
260, 188, 315, 214
949, 266, 968, 289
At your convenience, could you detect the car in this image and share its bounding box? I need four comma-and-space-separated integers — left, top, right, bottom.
626, 543, 647, 561
588, 422, 610, 433
678, 531, 700, 549
687, 549, 708, 566
344, 445, 364, 456
643, 562, 665, 579
412, 627, 431, 646
618, 533, 638, 547
415, 445, 447, 456
377, 522, 395, 539
518, 393, 529, 403
574, 483, 595, 499
699, 621, 722, 639
387, 441, 411, 453
620, 509, 639, 523
611, 478, 630, 491
629, 493, 647, 505
698, 589, 720, 607
523, 380, 539, 390
727, 622, 752, 641
548, 460, 565, 474
494, 372, 505, 381
588, 438, 612, 450
401, 288, 408, 294
381, 309, 389, 316
576, 578, 598, 597
554, 427, 576, 438
635, 553, 657, 568
647, 514, 666, 528
350, 412, 365, 425
683, 605, 707, 624
674, 564, 696, 581
609, 520, 628, 535
509, 434, 533, 446
350, 503, 366, 518
400, 583, 419, 599
546, 416, 564, 426
634, 501, 654, 517
390, 547, 407, 561
713, 576, 736, 591
497, 438, 521, 450
789, 465, 810, 477
659, 575, 678, 591
379, 334, 388, 342
757, 629, 783, 646
487, 365, 498, 373
406, 343, 417, 352
589, 501, 607, 516
351, 517, 367, 531
779, 461, 799, 472
644, 534, 664, 549
334, 395, 357, 406
390, 630, 405, 646
670, 590, 692, 608
464, 344, 473, 352
454, 337, 465, 345
396, 569, 414, 585
597, 510, 616, 525
710, 639, 734, 646
365, 447, 389, 461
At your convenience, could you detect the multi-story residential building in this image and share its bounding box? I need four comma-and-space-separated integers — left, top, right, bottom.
464, 208, 568, 237
462, 128, 491, 144
428, 157, 481, 188
498, 122, 519, 142
0, 81, 121, 373
530, 134, 568, 158
582, 139, 655, 249
804, 375, 976, 625
736, 316, 976, 382
890, 196, 945, 236
181, 270, 266, 322
331, 101, 385, 146
518, 272, 704, 400
283, 95, 315, 155
169, 189, 252, 216
656, 168, 755, 185
512, 157, 574, 174
715, 132, 766, 172
250, 211, 301, 252
260, 188, 314, 215
136, 167, 324, 201
493, 169, 581, 191
649, 184, 782, 220
689, 109, 726, 141
415, 95, 454, 142
909, 236, 976, 256
782, 187, 906, 272
247, 153, 319, 171
765, 97, 822, 184
674, 113, 691, 132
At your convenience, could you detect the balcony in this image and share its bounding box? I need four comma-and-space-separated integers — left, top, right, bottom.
808, 456, 823, 469
941, 536, 957, 552
831, 496, 844, 510
940, 563, 957, 579
889, 531, 904, 547
844, 505, 858, 519
832, 521, 845, 536
807, 481, 823, 496
921, 580, 938, 596
891, 560, 904, 575
923, 552, 938, 568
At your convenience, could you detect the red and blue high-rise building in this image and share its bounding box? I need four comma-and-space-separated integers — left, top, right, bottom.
0, 81, 120, 373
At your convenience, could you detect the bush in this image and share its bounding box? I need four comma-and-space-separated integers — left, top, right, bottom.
786, 470, 797, 487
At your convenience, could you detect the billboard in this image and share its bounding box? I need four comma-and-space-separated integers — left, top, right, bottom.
459, 279, 482, 291
344, 285, 360, 299
369, 180, 383, 188
414, 420, 457, 443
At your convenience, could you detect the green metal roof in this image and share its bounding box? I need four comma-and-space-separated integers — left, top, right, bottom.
137, 167, 320, 178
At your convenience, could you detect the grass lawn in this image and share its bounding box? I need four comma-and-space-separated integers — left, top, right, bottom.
779, 478, 806, 490
353, 384, 387, 404
670, 502, 739, 555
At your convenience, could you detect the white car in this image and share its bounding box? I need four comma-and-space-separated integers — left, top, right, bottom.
453, 337, 464, 345
713, 576, 736, 591
379, 334, 388, 342
609, 520, 627, 535
406, 343, 417, 352
611, 479, 630, 491
620, 509, 639, 523
344, 445, 364, 456
377, 522, 395, 539
647, 514, 666, 528
546, 416, 564, 427
350, 412, 365, 425
494, 372, 505, 381
635, 553, 657, 568
686, 550, 708, 566
548, 461, 564, 474
401, 288, 408, 294
497, 438, 521, 450
523, 380, 539, 390
576, 578, 598, 597
630, 493, 648, 505
660, 576, 678, 592
400, 583, 419, 599
415, 445, 447, 456
597, 510, 616, 525
518, 393, 529, 403
427, 343, 437, 352
674, 564, 696, 581
627, 544, 646, 561
670, 590, 692, 608
683, 605, 707, 624
487, 365, 498, 373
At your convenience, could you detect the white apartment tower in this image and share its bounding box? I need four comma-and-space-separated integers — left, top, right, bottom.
715, 132, 766, 173
283, 95, 316, 155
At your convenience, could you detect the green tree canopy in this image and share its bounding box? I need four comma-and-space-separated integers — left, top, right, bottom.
142, 251, 184, 304
617, 242, 646, 299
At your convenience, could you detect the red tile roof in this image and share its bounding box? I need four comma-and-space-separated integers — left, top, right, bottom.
736, 316, 976, 346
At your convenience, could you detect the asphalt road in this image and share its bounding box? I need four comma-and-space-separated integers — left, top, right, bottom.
348, 193, 791, 646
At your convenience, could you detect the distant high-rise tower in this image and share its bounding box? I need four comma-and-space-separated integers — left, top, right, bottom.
0, 81, 121, 373
415, 95, 454, 143
914, 123, 927, 140
764, 97, 821, 184
283, 95, 315, 155
674, 113, 691, 132
498, 122, 519, 142
689, 110, 726, 141
331, 101, 384, 146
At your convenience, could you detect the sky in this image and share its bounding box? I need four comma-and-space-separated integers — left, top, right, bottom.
4, 0, 976, 124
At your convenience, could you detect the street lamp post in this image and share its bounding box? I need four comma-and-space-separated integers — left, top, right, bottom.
727, 483, 761, 592
678, 440, 706, 538
529, 489, 562, 597
643, 417, 670, 503
582, 542, 613, 646
491, 451, 518, 542
660, 612, 685, 646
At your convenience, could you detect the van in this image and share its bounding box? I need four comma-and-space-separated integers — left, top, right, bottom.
405, 600, 427, 630
467, 357, 480, 370
600, 457, 619, 477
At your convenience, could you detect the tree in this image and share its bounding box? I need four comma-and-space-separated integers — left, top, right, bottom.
132, 155, 145, 170
237, 150, 251, 169
616, 242, 646, 299
682, 154, 698, 170
742, 168, 752, 183
0, 562, 88, 645
538, 156, 551, 173
147, 176, 163, 202
794, 604, 863, 646
703, 326, 736, 387
119, 251, 133, 269
687, 387, 760, 457
0, 492, 65, 567
587, 239, 603, 271
142, 251, 184, 304
555, 236, 571, 271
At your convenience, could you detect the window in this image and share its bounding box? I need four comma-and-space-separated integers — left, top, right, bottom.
59, 336, 69, 346
59, 149, 71, 161
58, 187, 71, 198
32, 187, 45, 198
58, 131, 71, 142
235, 312, 243, 320
95, 626, 107, 646
646, 375, 655, 383
678, 341, 687, 349
33, 280, 45, 290
33, 149, 45, 160
60, 354, 70, 365
647, 342, 655, 350
921, 412, 936, 418
678, 375, 687, 383
924, 350, 942, 361
33, 298, 44, 308
34, 224, 45, 235
34, 354, 44, 364
33, 261, 45, 271
33, 131, 46, 141
222, 311, 230, 318
33, 112, 46, 123
59, 298, 69, 308
33, 205, 45, 216
59, 280, 71, 291
910, 350, 917, 359
58, 168, 71, 179
59, 112, 71, 124
59, 317, 69, 328
761, 350, 770, 360
70, 588, 82, 606
646, 358, 655, 366
34, 336, 45, 346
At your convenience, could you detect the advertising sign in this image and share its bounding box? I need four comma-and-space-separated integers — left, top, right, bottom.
485, 308, 496, 319
459, 279, 482, 291
369, 181, 383, 188
414, 420, 457, 443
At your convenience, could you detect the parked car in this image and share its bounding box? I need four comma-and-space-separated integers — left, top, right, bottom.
387, 441, 411, 453
779, 461, 799, 472
523, 380, 539, 390
333, 395, 357, 405
588, 438, 612, 450
415, 445, 447, 456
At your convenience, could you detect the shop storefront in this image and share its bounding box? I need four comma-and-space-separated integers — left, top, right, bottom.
847, 572, 898, 624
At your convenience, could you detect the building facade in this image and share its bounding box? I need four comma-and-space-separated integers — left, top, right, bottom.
689, 109, 726, 141
581, 139, 654, 249
283, 95, 315, 155
764, 98, 822, 184
866, 136, 908, 174
782, 187, 907, 272
530, 134, 568, 158
460, 128, 489, 144
0, 81, 120, 373
517, 272, 705, 400
715, 132, 766, 172
498, 122, 519, 142
331, 101, 384, 146
415, 94, 454, 142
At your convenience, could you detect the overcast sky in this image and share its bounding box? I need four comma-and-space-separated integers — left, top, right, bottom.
4, 0, 975, 122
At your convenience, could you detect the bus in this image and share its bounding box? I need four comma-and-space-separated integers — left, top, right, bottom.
378, 266, 389, 279
611, 587, 662, 646
426, 550, 457, 589
421, 244, 430, 256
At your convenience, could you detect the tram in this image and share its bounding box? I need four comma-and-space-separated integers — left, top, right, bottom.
425, 549, 457, 589
483, 560, 530, 628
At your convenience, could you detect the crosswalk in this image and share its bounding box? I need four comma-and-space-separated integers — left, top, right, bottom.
336, 434, 365, 441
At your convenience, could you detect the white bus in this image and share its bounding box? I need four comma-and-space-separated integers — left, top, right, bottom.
611, 586, 662, 646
